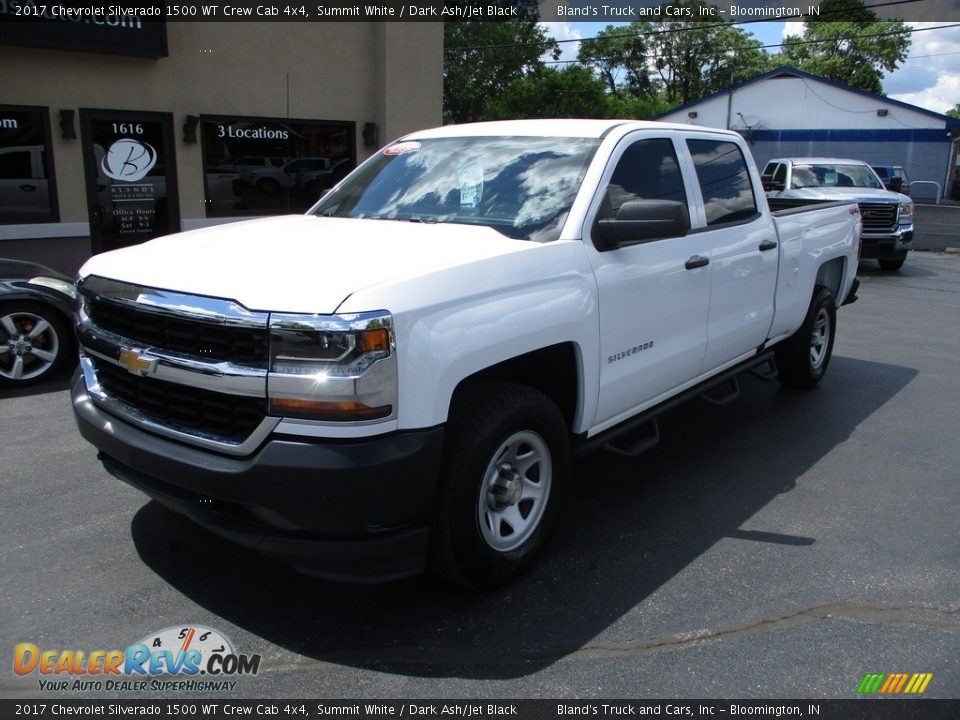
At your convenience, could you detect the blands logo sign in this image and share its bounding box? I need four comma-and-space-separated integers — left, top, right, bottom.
857, 672, 933, 695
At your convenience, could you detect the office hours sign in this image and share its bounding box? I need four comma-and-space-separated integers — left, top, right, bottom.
81, 111, 179, 253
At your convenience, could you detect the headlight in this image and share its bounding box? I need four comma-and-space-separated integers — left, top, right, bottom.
268, 311, 396, 422
900, 202, 914, 217
28, 276, 77, 300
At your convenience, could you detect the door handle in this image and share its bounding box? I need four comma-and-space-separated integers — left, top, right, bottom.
685, 255, 710, 270
19, 184, 37, 192
759, 239, 778, 251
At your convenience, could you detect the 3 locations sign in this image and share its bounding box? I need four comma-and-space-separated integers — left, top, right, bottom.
0, 1, 167, 58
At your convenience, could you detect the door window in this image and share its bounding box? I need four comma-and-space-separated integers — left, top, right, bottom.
687, 139, 757, 226
600, 138, 687, 220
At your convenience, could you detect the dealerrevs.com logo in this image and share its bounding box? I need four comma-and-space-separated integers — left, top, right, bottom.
14, 625, 261, 692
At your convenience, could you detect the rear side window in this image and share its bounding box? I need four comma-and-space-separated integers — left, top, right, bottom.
603, 138, 687, 218
686, 139, 758, 226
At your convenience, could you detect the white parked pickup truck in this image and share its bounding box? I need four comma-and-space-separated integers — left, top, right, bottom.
72, 120, 861, 587
762, 157, 913, 271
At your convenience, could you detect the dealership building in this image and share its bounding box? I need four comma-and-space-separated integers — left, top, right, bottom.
0, 18, 443, 274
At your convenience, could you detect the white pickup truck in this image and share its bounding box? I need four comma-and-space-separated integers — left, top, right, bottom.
72, 120, 861, 587
762, 157, 913, 271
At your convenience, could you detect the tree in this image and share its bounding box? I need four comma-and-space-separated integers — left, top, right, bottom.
444, 6, 558, 124
484, 66, 620, 120
947, 104, 960, 119
576, 9, 773, 107
649, 5, 774, 105
577, 24, 656, 99
778, 0, 910, 93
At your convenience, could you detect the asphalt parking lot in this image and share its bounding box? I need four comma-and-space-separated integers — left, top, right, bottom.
1, 251, 958, 701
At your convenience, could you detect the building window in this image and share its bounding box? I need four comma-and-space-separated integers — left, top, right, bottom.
201, 116, 355, 218
0, 106, 58, 224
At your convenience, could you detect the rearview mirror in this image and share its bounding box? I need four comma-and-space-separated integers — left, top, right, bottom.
888, 177, 904, 193
593, 200, 690, 251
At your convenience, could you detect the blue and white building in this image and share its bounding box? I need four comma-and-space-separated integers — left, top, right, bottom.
657, 66, 960, 201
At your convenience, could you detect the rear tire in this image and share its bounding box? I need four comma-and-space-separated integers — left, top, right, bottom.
430, 381, 569, 589
775, 285, 836, 389
878, 254, 906, 271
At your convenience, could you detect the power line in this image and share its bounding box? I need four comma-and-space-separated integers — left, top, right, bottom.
542, 21, 960, 65
444, 0, 927, 53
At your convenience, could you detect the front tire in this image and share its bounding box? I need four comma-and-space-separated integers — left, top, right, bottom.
430, 381, 570, 588
775, 285, 837, 389
878, 253, 906, 271
0, 302, 70, 386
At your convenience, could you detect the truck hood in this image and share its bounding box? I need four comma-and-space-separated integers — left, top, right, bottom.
780, 187, 911, 205
79, 215, 532, 314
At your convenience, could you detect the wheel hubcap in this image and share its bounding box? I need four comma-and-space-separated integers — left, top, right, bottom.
477, 430, 552, 553
0, 312, 59, 381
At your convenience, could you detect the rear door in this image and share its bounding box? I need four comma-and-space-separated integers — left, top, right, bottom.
682, 136, 779, 371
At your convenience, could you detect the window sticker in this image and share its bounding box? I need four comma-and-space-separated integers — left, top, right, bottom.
458, 159, 484, 208
383, 141, 421, 156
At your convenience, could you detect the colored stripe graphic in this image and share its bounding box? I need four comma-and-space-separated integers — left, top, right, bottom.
857, 674, 886, 693
858, 672, 933, 694
904, 673, 934, 694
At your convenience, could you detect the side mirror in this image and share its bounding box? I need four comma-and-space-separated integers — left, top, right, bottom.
593, 200, 689, 251
888, 177, 904, 193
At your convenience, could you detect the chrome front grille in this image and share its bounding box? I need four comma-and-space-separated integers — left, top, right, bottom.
92, 358, 267, 443
858, 203, 898, 232
87, 295, 268, 367
77, 276, 276, 455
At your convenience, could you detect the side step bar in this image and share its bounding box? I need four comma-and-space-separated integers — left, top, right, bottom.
574, 350, 776, 459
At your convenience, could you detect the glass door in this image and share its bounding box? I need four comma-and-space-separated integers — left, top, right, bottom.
80, 109, 180, 254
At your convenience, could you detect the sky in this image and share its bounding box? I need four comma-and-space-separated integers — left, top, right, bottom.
539, 20, 960, 115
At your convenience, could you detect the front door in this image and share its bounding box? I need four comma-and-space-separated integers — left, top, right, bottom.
80, 110, 179, 254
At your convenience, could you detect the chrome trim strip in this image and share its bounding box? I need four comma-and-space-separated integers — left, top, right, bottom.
78, 321, 266, 397
79, 354, 279, 457
269, 310, 395, 337
79, 275, 269, 328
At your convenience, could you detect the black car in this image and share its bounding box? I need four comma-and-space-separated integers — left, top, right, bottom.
0, 259, 77, 387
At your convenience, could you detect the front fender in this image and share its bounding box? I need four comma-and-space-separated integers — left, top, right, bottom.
337, 240, 600, 433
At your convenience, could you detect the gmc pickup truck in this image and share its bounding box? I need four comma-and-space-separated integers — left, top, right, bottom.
72, 120, 861, 588
762, 157, 913, 271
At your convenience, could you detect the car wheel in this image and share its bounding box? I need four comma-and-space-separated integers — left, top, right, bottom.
775, 285, 836, 390
430, 381, 569, 588
878, 254, 906, 271
0, 302, 70, 386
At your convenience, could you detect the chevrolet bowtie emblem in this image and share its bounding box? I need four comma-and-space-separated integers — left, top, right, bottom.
118, 348, 158, 376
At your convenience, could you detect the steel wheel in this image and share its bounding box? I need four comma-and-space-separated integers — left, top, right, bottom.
0, 307, 63, 383
431, 381, 570, 587
477, 430, 552, 553
809, 307, 831, 372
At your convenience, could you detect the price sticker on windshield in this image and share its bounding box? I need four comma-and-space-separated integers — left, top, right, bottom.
383, 141, 421, 156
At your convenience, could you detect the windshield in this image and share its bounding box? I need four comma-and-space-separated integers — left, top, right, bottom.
790, 163, 884, 190
310, 136, 601, 242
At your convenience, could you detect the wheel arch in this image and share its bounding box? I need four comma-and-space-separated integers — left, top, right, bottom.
448, 342, 582, 433
814, 257, 846, 308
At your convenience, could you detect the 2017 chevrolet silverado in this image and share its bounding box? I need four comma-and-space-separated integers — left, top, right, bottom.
72, 120, 861, 587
